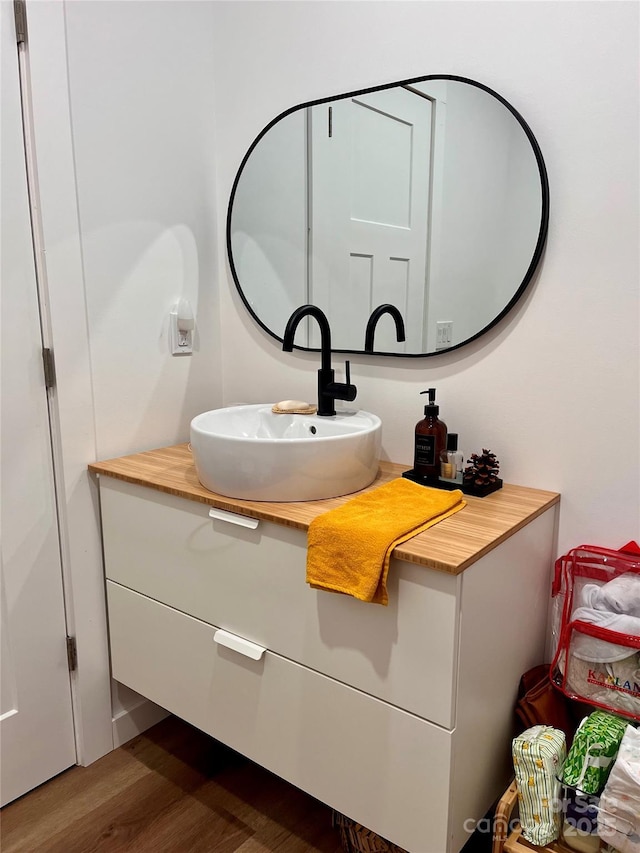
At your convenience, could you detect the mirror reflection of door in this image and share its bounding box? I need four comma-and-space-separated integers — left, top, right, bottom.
309, 90, 433, 352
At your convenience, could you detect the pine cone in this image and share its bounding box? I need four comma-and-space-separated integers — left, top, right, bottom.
463, 449, 500, 487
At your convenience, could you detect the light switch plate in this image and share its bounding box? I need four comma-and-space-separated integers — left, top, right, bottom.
169, 311, 193, 355
436, 321, 453, 350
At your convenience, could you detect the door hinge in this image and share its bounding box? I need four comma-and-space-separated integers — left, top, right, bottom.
14, 0, 27, 45
66, 636, 78, 672
42, 348, 56, 390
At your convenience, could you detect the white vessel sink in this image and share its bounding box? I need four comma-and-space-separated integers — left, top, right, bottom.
190, 404, 381, 502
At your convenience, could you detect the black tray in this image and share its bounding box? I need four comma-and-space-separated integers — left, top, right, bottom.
402, 469, 503, 498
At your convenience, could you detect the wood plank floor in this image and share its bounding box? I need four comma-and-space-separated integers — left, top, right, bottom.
0, 716, 343, 853
1, 715, 492, 853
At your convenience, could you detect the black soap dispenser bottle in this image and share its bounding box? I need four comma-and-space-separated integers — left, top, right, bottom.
413, 389, 448, 482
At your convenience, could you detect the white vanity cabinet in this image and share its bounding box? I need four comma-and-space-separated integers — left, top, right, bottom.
91, 446, 560, 853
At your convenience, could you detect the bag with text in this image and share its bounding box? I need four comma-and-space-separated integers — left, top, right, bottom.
550, 543, 640, 722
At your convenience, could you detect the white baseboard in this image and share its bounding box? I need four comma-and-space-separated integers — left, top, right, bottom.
111, 698, 170, 748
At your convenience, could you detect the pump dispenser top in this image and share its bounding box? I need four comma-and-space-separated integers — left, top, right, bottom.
421, 388, 439, 416
413, 388, 447, 481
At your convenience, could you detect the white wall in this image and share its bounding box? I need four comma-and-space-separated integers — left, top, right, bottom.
212, 0, 639, 554
63, 0, 222, 459
28, 0, 222, 758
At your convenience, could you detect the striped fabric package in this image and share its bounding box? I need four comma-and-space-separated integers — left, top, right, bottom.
512, 725, 567, 846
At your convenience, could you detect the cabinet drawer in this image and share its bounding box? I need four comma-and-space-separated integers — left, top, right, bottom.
100, 478, 460, 728
107, 580, 453, 853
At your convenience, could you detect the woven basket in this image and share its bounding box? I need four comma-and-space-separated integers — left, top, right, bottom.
333, 812, 407, 853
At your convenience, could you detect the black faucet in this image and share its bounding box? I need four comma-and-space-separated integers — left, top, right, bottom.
364, 304, 406, 352
282, 305, 357, 417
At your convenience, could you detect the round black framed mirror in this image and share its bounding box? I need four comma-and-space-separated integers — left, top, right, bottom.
227, 75, 549, 357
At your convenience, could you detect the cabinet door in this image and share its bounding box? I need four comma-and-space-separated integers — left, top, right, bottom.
100, 477, 460, 728
107, 580, 453, 853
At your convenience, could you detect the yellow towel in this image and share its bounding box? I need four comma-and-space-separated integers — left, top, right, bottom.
306, 478, 465, 605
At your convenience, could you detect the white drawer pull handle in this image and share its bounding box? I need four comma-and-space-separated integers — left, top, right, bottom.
208, 507, 259, 529
214, 629, 266, 661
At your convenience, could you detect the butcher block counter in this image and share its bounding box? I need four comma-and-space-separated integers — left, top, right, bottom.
89, 442, 559, 575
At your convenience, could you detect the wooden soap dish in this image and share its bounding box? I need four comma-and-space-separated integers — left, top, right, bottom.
272, 400, 317, 415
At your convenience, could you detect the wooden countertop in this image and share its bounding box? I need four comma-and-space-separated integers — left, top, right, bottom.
89, 444, 559, 575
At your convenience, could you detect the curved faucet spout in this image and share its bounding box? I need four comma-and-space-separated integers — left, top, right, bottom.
364, 304, 406, 352
282, 304, 357, 417
282, 304, 332, 372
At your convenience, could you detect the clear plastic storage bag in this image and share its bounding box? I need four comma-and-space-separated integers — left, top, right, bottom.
550, 544, 640, 722
597, 723, 640, 853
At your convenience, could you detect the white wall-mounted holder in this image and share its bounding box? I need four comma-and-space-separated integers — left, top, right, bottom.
170, 298, 194, 355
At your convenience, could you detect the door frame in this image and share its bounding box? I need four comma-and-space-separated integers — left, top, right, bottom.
19, 0, 114, 765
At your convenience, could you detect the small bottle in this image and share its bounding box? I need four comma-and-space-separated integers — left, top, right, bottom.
440, 433, 463, 484
413, 389, 447, 481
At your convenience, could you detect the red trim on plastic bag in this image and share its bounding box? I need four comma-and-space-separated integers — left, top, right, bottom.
569, 619, 640, 650
552, 545, 640, 596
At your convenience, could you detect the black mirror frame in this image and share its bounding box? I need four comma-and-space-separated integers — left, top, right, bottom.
226, 74, 549, 358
